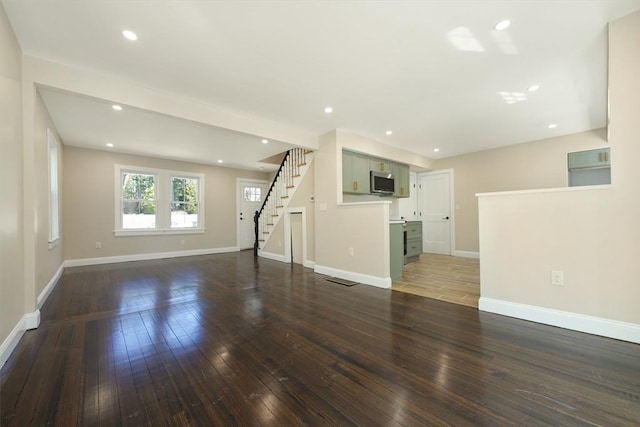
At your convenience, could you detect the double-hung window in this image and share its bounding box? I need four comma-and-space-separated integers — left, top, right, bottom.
48, 129, 60, 248
115, 165, 204, 236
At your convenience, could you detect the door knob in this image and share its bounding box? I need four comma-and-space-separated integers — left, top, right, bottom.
443, 216, 449, 220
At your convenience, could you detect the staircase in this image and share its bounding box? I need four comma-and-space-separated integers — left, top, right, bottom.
254, 147, 313, 255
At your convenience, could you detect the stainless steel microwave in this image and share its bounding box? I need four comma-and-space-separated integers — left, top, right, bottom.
370, 171, 395, 194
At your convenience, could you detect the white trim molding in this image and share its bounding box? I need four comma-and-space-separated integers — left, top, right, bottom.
257, 250, 288, 263
65, 247, 239, 267
37, 264, 64, 309
1, 310, 40, 368
314, 264, 391, 289
479, 297, 640, 344
453, 250, 480, 259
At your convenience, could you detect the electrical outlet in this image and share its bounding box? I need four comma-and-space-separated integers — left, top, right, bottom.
180, 239, 185, 246
349, 247, 354, 256
551, 270, 564, 286
95, 241, 102, 249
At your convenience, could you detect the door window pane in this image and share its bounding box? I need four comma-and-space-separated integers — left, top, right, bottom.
244, 186, 262, 202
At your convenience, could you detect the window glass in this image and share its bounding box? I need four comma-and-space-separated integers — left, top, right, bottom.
48, 130, 60, 244
121, 172, 156, 229
171, 176, 199, 228
244, 186, 262, 202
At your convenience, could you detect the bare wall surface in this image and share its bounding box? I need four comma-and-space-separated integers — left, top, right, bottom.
314, 131, 390, 284
63, 146, 268, 261
436, 129, 608, 252
0, 3, 25, 353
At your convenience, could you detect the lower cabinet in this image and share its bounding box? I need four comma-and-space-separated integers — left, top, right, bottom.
405, 221, 422, 264
390, 223, 404, 280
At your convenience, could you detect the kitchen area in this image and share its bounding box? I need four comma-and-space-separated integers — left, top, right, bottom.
342, 148, 480, 307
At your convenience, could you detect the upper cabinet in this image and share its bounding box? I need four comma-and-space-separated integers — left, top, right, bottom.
568, 147, 610, 170
342, 149, 410, 198
342, 150, 371, 194
370, 159, 392, 173
568, 147, 611, 187
392, 162, 410, 197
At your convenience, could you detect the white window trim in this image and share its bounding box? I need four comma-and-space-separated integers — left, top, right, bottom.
115, 164, 205, 236
47, 129, 60, 249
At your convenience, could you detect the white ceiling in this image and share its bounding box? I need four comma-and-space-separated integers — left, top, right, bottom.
4, 0, 640, 168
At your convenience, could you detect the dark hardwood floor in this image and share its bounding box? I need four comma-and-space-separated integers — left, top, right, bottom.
1, 251, 639, 426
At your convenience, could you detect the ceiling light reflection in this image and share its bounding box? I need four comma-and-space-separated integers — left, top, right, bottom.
494, 20, 511, 31
447, 27, 485, 52
122, 30, 138, 41
498, 91, 527, 104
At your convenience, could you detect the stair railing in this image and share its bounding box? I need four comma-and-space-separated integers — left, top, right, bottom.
254, 149, 291, 255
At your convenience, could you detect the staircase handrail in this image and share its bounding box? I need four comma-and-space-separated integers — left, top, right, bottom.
254, 149, 292, 255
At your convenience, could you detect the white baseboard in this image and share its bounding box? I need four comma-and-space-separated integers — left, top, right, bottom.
314, 265, 391, 289
453, 250, 480, 259
258, 250, 288, 263
258, 251, 316, 269
0, 310, 40, 368
479, 297, 640, 344
37, 264, 64, 309
65, 246, 239, 267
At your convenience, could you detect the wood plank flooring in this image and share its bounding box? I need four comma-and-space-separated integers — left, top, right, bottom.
1, 251, 639, 426
393, 254, 480, 308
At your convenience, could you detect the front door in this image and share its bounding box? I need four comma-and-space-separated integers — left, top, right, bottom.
238, 180, 267, 250
419, 171, 453, 255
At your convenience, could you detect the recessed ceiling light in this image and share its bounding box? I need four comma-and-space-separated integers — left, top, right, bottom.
217, 159, 223, 163
385, 130, 393, 136
527, 85, 540, 92
548, 123, 558, 129
122, 30, 138, 41
494, 20, 511, 31
433, 148, 440, 152
106, 143, 114, 148
324, 107, 333, 114
261, 139, 269, 144
112, 104, 122, 111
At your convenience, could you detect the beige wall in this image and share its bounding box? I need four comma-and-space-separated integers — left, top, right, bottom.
315, 131, 388, 285
34, 91, 64, 297
63, 146, 268, 260
477, 11, 640, 337
435, 129, 608, 252
0, 3, 24, 351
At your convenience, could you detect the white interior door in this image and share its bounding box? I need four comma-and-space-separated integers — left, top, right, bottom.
419, 171, 453, 255
398, 171, 418, 220
238, 180, 267, 250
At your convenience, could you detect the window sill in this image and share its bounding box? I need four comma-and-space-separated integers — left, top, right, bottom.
48, 238, 60, 250
114, 228, 206, 237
